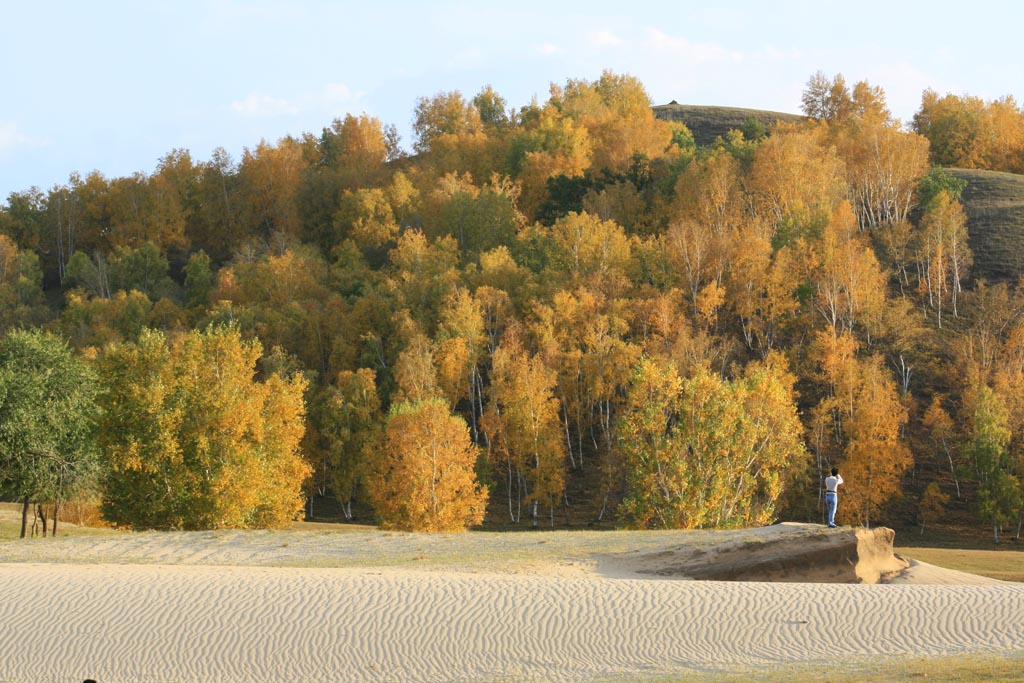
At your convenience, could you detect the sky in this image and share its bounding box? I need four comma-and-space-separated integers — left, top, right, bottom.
2, 0, 1022, 200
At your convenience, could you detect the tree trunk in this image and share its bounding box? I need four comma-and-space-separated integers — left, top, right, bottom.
20, 497, 29, 539
946, 449, 961, 499
52, 502, 60, 537
37, 504, 47, 536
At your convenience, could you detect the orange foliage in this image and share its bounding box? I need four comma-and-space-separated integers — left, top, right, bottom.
367, 399, 487, 532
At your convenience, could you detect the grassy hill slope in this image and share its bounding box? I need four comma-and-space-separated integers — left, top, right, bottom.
948, 168, 1024, 285
652, 103, 805, 146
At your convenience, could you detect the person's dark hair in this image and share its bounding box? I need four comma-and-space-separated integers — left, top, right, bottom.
831, 467, 839, 477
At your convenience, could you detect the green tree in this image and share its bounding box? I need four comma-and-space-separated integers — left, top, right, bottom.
0, 329, 101, 537
0, 234, 50, 332
108, 241, 178, 300
0, 188, 45, 251
307, 368, 382, 520
963, 383, 1020, 542
183, 249, 214, 312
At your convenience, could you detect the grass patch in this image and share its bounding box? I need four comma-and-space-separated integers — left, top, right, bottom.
0, 502, 118, 541
611, 652, 1024, 683
652, 103, 804, 146
897, 546, 1024, 582
949, 168, 1024, 284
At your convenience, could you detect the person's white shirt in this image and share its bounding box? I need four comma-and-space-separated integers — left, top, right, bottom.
825, 473, 843, 493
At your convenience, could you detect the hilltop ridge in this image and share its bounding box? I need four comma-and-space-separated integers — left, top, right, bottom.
652, 102, 805, 145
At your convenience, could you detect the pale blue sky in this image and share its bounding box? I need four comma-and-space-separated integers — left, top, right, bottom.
2, 0, 1021, 199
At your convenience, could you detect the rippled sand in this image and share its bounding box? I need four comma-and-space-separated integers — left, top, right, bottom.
0, 524, 1020, 682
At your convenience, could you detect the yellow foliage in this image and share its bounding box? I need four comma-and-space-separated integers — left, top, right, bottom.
98, 326, 310, 530
367, 399, 487, 532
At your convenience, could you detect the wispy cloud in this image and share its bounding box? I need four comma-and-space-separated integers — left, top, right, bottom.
319, 83, 359, 108
646, 28, 742, 64
0, 122, 46, 156
589, 29, 623, 48
230, 94, 300, 117
230, 83, 364, 119
535, 42, 560, 56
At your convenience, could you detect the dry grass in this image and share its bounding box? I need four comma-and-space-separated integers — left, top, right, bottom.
0, 501, 117, 541
898, 546, 1024, 582
4, 510, 1022, 584
617, 652, 1024, 683
949, 168, 1024, 284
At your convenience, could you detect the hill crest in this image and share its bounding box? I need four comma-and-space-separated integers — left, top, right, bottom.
652, 102, 805, 145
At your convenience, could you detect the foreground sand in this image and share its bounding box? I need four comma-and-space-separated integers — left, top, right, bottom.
0, 523, 1021, 682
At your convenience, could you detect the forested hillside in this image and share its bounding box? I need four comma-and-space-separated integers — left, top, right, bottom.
1, 70, 1022, 541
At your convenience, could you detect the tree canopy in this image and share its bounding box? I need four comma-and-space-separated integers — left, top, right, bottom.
0, 329, 101, 536
0, 70, 1021, 538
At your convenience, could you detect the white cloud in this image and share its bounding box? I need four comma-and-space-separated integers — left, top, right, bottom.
0, 122, 45, 156
646, 28, 742, 64
230, 83, 365, 120
589, 29, 623, 48
536, 42, 560, 56
230, 94, 300, 117
319, 83, 359, 107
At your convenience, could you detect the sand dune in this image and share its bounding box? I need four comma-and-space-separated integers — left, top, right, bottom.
0, 524, 1020, 682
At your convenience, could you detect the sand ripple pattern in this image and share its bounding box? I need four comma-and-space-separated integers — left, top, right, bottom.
0, 564, 1022, 683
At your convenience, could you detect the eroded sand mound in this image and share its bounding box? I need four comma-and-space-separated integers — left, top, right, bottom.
602, 523, 909, 583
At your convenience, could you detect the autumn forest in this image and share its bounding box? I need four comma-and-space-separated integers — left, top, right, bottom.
2, 70, 1023, 540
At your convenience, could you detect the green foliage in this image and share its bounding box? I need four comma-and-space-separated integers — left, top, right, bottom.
964, 384, 1011, 484
307, 368, 382, 518
109, 241, 178, 299
183, 249, 214, 310
0, 329, 101, 519
963, 384, 1021, 540
0, 235, 49, 332
0, 188, 45, 250
918, 167, 968, 208
740, 116, 767, 142
537, 173, 592, 224
64, 251, 110, 298
977, 471, 1021, 540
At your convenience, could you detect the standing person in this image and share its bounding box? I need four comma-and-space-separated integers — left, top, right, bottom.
825, 467, 843, 528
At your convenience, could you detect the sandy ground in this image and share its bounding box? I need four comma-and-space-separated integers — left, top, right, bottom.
0, 522, 1021, 683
